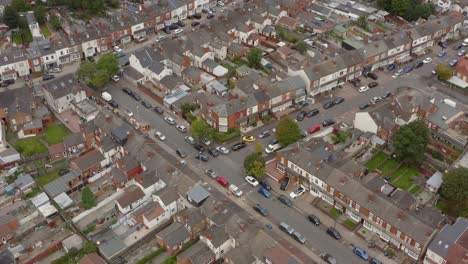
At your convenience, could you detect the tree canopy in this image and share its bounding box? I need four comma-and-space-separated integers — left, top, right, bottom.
49, 15, 62, 31
378, 0, 435, 22
246, 48, 262, 69
435, 64, 453, 81
78, 53, 119, 87
276, 117, 301, 147
3, 6, 19, 29
34, 5, 47, 24
191, 117, 211, 139
391, 120, 430, 164
81, 187, 96, 209
440, 167, 468, 217
244, 153, 265, 178
294, 41, 307, 55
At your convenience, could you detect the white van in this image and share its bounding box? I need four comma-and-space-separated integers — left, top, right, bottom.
265, 143, 282, 154
229, 184, 243, 197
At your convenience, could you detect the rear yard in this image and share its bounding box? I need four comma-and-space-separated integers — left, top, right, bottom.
365, 152, 389, 171
393, 167, 419, 191
15, 138, 47, 157
44, 124, 71, 145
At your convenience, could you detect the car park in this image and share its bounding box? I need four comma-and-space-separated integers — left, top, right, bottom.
176, 149, 187, 158
231, 142, 247, 151
367, 72, 378, 80
368, 82, 379, 88
184, 136, 196, 145
215, 146, 230, 154
245, 176, 259, 186
423, 57, 432, 63
279, 222, 295, 235
308, 214, 321, 225
278, 195, 293, 207
403, 66, 413, 73
323, 101, 335, 109
438, 51, 447, 57
195, 152, 209, 161
258, 186, 271, 198
260, 180, 271, 190
42, 75, 55, 81
216, 176, 229, 187
200, 137, 211, 145
359, 103, 370, 110
141, 100, 152, 108
242, 136, 256, 143
207, 147, 219, 157
333, 97, 344, 105
124, 109, 134, 117
229, 184, 243, 197
358, 86, 369, 93
205, 169, 216, 178
176, 124, 187, 133
258, 130, 271, 138
353, 247, 369, 260
322, 119, 336, 127
292, 231, 307, 244
296, 111, 307, 121
449, 59, 458, 67
278, 176, 290, 190
154, 106, 164, 114
306, 108, 319, 117
253, 204, 268, 216
154, 131, 166, 141
193, 144, 204, 152
290, 185, 306, 198
326, 227, 341, 240
164, 116, 176, 125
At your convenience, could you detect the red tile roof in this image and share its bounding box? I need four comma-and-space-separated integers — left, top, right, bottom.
455, 57, 468, 79
116, 185, 145, 209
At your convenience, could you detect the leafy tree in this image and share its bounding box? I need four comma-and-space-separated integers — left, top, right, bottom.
246, 48, 262, 69
12, 0, 29, 12
391, 120, 429, 164
81, 187, 96, 209
3, 6, 19, 29
97, 53, 119, 77
191, 117, 211, 139
332, 131, 349, 144
34, 5, 47, 24
440, 167, 468, 217
244, 153, 265, 178
50, 15, 62, 31
377, 0, 392, 12
294, 41, 307, 55
414, 3, 435, 19
181, 103, 196, 118
435, 64, 453, 81
391, 0, 411, 17
78, 53, 119, 88
356, 16, 369, 31
276, 117, 301, 147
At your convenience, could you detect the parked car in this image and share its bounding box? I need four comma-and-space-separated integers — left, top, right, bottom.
438, 51, 447, 57
334, 97, 344, 105
358, 86, 369, 93
290, 185, 306, 198
323, 101, 335, 109
154, 131, 166, 141
113, 46, 122, 52
267, 139, 278, 148
258, 186, 271, 198
124, 109, 134, 117
449, 59, 458, 67
253, 204, 268, 216
205, 169, 216, 178
193, 144, 204, 152
438, 41, 448, 48
176, 20, 185, 27
141, 100, 152, 108
207, 14, 215, 19
176, 124, 187, 133
265, 143, 281, 154
155, 35, 166, 42
367, 72, 378, 80
278, 195, 293, 207
326, 227, 341, 240
216, 176, 229, 187
458, 50, 466, 56
217, 1, 224, 5
296, 111, 307, 121
308, 214, 321, 225
242, 136, 256, 143
229, 184, 243, 196
306, 108, 319, 117
245, 176, 259, 186
207, 147, 219, 157
133, 93, 142, 101
260, 180, 271, 190
319, 253, 337, 264
386, 64, 396, 71
173, 28, 184, 35
455, 44, 463, 50
403, 66, 413, 73
280, 177, 290, 190
216, 146, 230, 154
308, 124, 321, 134
392, 69, 404, 78
0, 79, 14, 87
195, 152, 209, 162
370, 258, 382, 264
164, 116, 176, 125
191, 21, 200, 27
231, 142, 247, 151
371, 96, 383, 104
258, 130, 271, 138
42, 75, 55, 81
300, 130, 308, 138
382, 92, 392, 99
279, 222, 295, 235
108, 100, 119, 108
184, 136, 196, 145
296, 101, 309, 110
154, 106, 164, 114
353, 247, 369, 260
200, 137, 211, 145
423, 57, 432, 63
176, 149, 187, 158
359, 103, 370, 110
413, 61, 424, 69
368, 82, 379, 88
192, 13, 201, 19
292, 231, 307, 244
322, 119, 336, 127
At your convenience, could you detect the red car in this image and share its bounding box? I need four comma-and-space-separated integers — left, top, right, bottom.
308, 124, 321, 134
216, 176, 229, 187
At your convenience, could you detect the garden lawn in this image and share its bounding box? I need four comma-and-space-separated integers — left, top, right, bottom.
344, 219, 357, 229
393, 167, 419, 190
409, 185, 421, 194
365, 152, 388, 171
44, 124, 70, 144
329, 208, 341, 218
35, 169, 60, 186
390, 166, 407, 182
40, 23, 51, 38
378, 159, 399, 175
15, 138, 47, 157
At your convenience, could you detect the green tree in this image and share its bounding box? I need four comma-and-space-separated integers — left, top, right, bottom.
97, 53, 119, 76
81, 187, 96, 209
244, 153, 265, 178
391, 120, 430, 164
34, 5, 47, 24
276, 117, 301, 147
191, 117, 211, 139
246, 48, 262, 69
294, 41, 307, 55
78, 53, 119, 88
435, 64, 453, 81
49, 15, 62, 31
181, 103, 196, 117
332, 131, 349, 144
356, 16, 369, 31
414, 3, 435, 19
377, 0, 392, 11
77, 61, 97, 81
440, 167, 468, 217
12, 0, 29, 12
3, 6, 19, 29
391, 0, 411, 17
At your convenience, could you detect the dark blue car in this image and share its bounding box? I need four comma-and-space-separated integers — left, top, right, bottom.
387, 64, 396, 71
403, 66, 413, 73
258, 187, 271, 198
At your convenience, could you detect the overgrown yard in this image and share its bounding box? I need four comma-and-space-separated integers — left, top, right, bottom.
365, 152, 389, 171
15, 138, 47, 157
44, 124, 70, 145
35, 169, 60, 186
393, 167, 419, 190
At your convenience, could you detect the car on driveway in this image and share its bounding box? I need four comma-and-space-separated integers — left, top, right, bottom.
353, 247, 369, 260
326, 227, 341, 240
154, 131, 166, 141
258, 186, 271, 198
333, 97, 344, 105
308, 214, 321, 225
296, 111, 307, 121
306, 108, 319, 117
216, 176, 229, 187
231, 142, 247, 151
205, 169, 216, 178
322, 119, 336, 127
403, 66, 413, 73
216, 146, 230, 154
280, 177, 290, 190
258, 130, 271, 138
195, 152, 209, 162
242, 136, 256, 143
368, 82, 379, 88
176, 124, 187, 133
253, 204, 268, 216
323, 101, 335, 109
290, 185, 306, 198
184, 136, 196, 145
278, 195, 293, 207
245, 176, 259, 186
438, 51, 447, 57
358, 86, 369, 93
141, 100, 152, 108
164, 116, 176, 125
423, 57, 432, 63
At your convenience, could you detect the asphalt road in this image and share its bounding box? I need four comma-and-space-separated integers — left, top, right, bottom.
103, 38, 468, 263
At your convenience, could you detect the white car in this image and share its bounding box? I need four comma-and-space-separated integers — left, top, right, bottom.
217, 1, 224, 6
164, 116, 176, 125
112, 75, 120, 81
173, 29, 184, 35
245, 176, 259, 186
371, 96, 383, 104
154, 131, 166, 141
229, 184, 243, 197
423, 57, 432, 64
304, 38, 313, 47
176, 124, 187, 133
155, 36, 166, 42
124, 109, 134, 117
290, 185, 306, 199
392, 69, 404, 78
113, 46, 122, 52
358, 86, 369, 93
215, 146, 230, 154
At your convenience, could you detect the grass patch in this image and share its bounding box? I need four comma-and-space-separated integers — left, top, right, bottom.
409, 185, 421, 194
379, 159, 399, 175
15, 138, 48, 157
211, 128, 240, 143
136, 247, 166, 264
277, 27, 299, 43
393, 167, 419, 190
329, 208, 341, 218
24, 187, 42, 199
365, 152, 388, 171
83, 224, 96, 235
44, 124, 70, 145
231, 58, 248, 67
40, 23, 51, 38
35, 169, 60, 187
344, 219, 358, 228
390, 166, 407, 182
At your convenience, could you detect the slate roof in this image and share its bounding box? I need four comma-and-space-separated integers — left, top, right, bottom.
43, 170, 81, 198
428, 218, 468, 258
63, 133, 85, 149
0, 87, 34, 118
202, 225, 230, 248
177, 241, 214, 264
14, 173, 34, 190
182, 66, 202, 80
154, 186, 179, 206
71, 149, 105, 171
160, 75, 184, 90
426, 171, 443, 190
42, 74, 82, 100
186, 184, 210, 204
111, 167, 127, 184
157, 222, 190, 248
